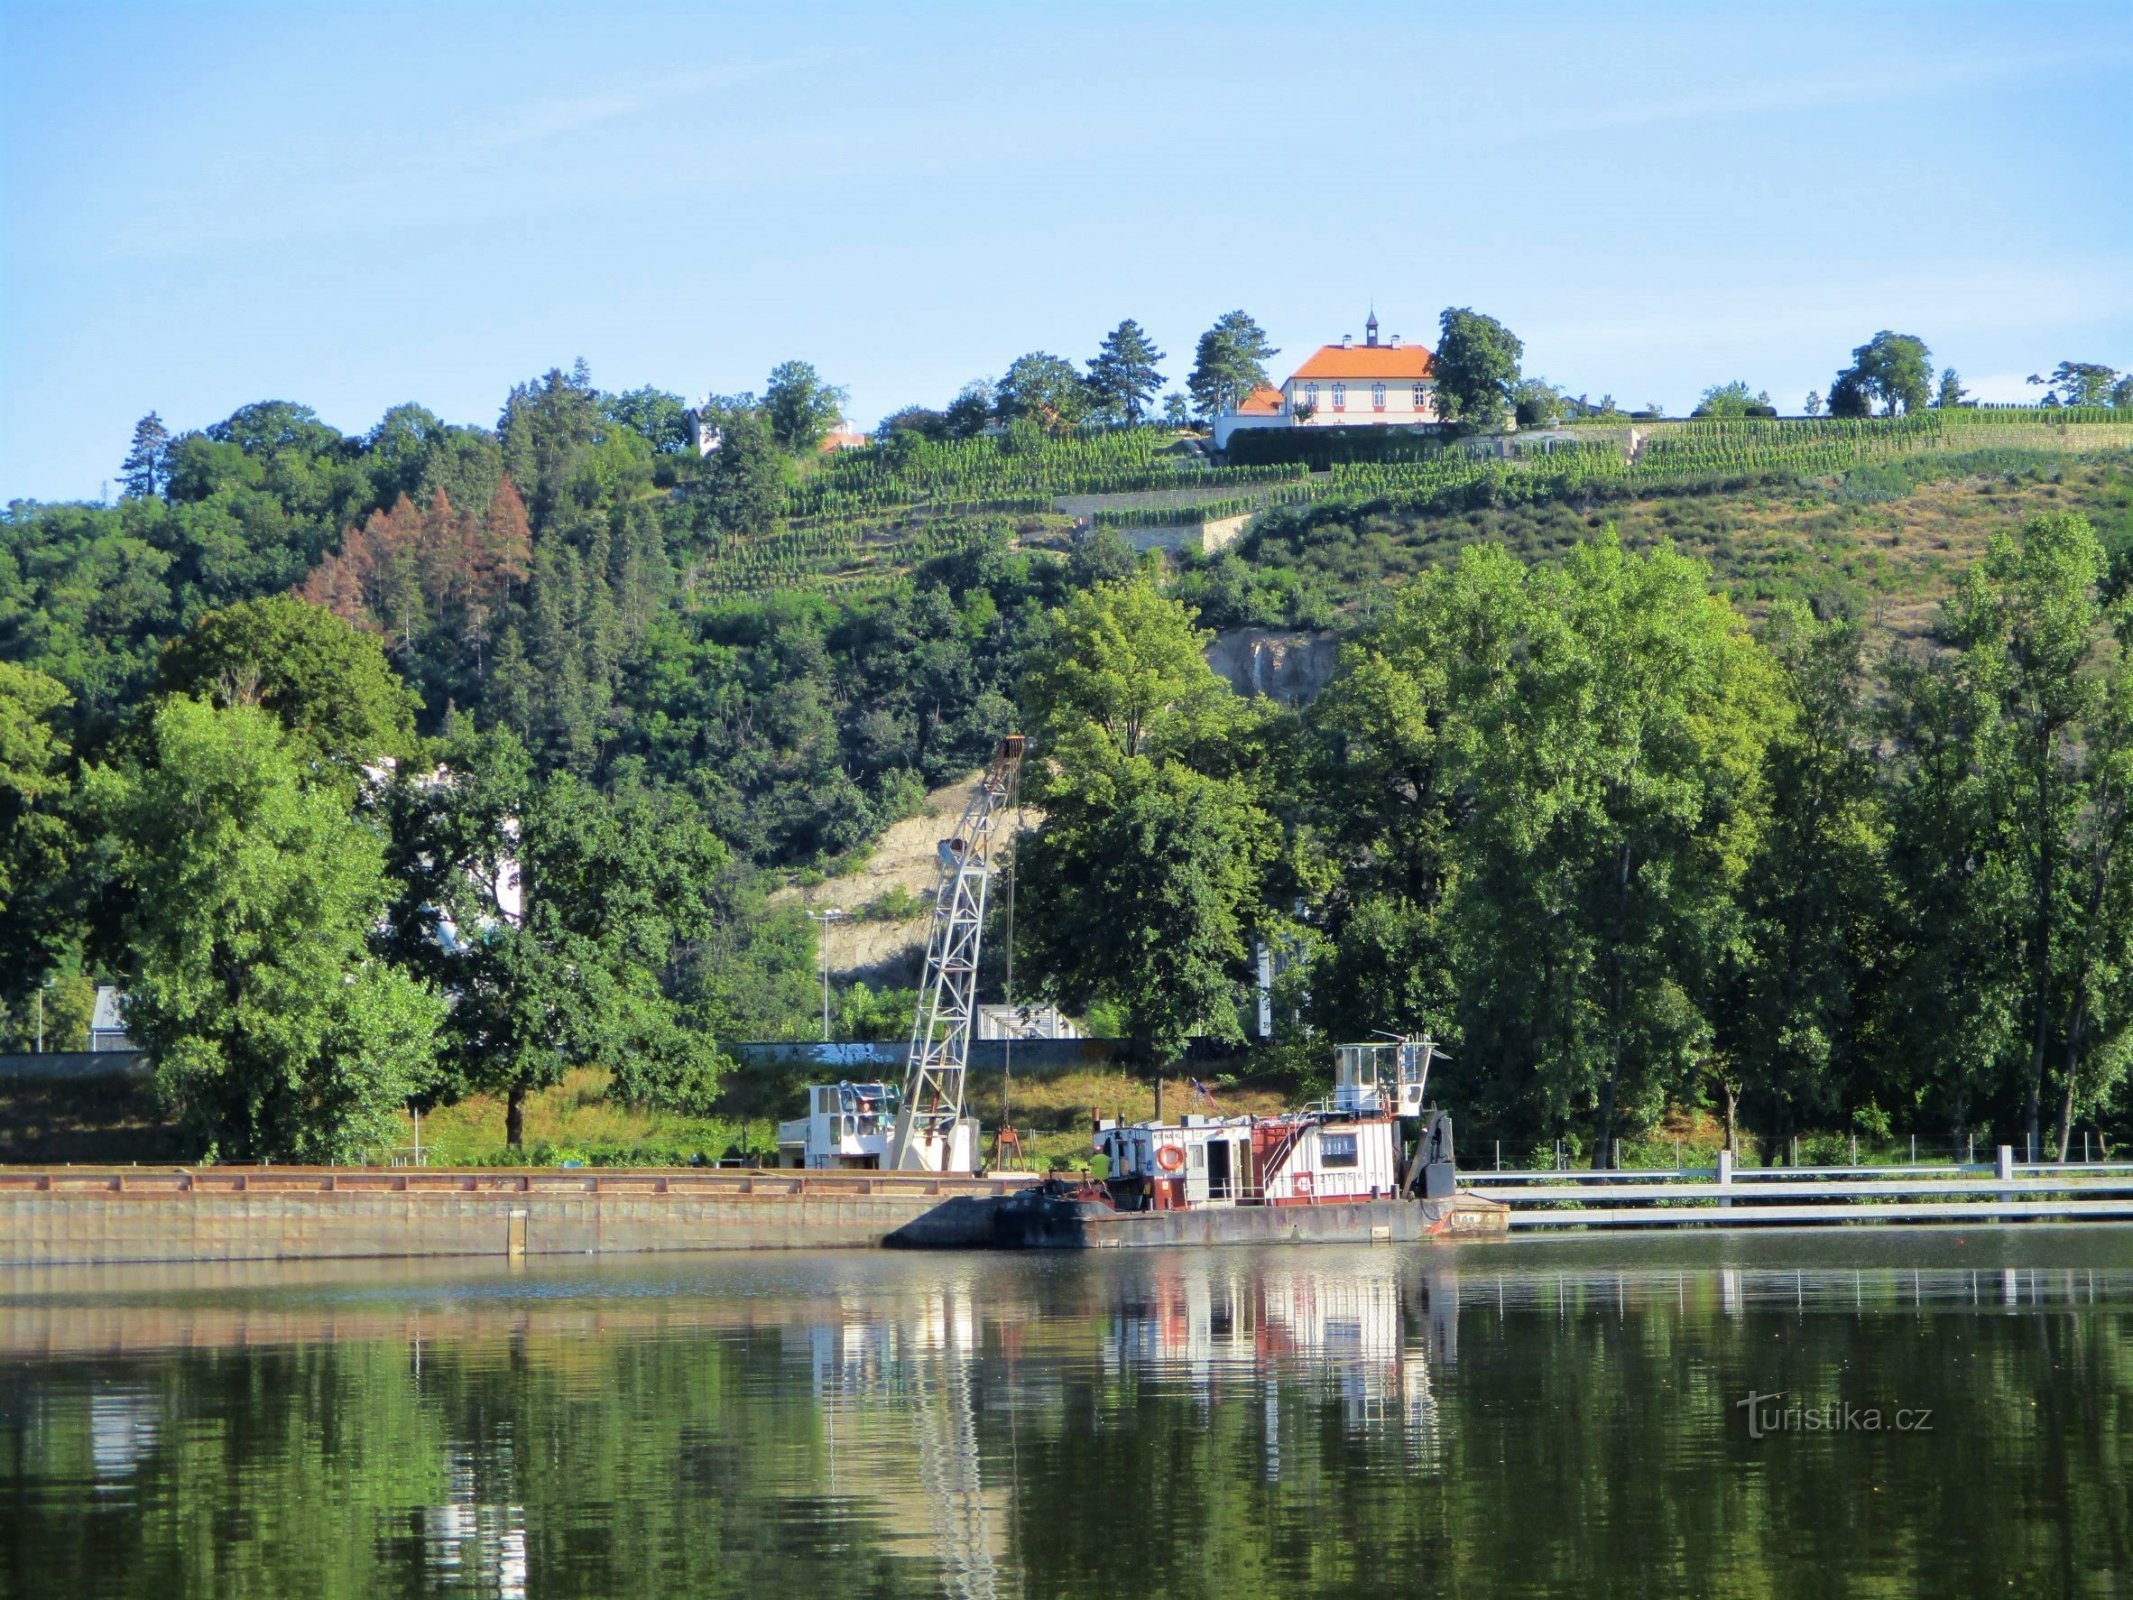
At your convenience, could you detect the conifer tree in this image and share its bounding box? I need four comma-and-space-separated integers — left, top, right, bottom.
1087, 319, 1167, 424
119, 412, 171, 499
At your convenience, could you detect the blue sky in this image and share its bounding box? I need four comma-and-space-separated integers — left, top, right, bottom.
4, 1, 2129, 501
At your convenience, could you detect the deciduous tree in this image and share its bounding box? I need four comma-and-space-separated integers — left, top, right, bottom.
158, 594, 419, 771
1832, 332, 1933, 417
1433, 308, 1524, 429
90, 698, 443, 1162
764, 361, 848, 453
997, 353, 1091, 432
382, 720, 733, 1145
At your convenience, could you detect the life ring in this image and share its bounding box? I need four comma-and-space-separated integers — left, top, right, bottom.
1293, 1171, 1315, 1198
1156, 1144, 1185, 1172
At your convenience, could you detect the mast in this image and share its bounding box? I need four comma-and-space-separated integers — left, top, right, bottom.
889, 735, 1025, 1171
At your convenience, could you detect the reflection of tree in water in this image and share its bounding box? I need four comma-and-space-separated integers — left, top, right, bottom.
5, 1252, 2133, 1597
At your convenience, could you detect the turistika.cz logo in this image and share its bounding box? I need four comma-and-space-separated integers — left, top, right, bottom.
1736, 1391, 1934, 1439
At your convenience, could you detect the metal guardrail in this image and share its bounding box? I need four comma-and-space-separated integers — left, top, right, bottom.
1472, 1162, 2133, 1183
1465, 1153, 2133, 1228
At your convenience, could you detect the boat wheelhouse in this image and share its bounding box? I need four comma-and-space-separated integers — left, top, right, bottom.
778, 1080, 907, 1169
1093, 1038, 1447, 1212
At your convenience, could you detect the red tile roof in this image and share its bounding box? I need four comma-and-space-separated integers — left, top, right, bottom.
1235, 385, 1286, 415
1289, 343, 1436, 380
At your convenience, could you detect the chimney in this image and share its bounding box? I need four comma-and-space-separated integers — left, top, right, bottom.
1341, 334, 1353, 349
1389, 334, 1402, 349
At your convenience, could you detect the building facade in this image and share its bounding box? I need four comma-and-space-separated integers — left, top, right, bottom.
1212, 311, 1440, 450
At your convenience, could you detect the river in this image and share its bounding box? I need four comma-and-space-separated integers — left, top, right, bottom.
2, 1228, 2129, 1597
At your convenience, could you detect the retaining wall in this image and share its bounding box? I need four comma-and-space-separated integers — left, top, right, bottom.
0, 1169, 1026, 1267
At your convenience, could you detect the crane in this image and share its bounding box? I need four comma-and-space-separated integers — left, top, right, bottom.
887, 735, 1025, 1172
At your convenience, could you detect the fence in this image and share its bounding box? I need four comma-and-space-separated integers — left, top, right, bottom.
1463, 1146, 2133, 1228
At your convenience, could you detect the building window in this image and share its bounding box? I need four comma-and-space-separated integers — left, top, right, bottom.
1305, 382, 1318, 409
1321, 1132, 1359, 1169
1371, 382, 1386, 411
1413, 383, 1429, 411
1332, 382, 1346, 411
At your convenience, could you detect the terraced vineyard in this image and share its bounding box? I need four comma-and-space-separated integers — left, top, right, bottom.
693, 410, 2133, 601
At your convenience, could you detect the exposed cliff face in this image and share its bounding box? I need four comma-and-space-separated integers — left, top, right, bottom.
1205, 628, 1340, 705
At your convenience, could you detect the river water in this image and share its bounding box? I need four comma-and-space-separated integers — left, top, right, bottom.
2, 1228, 2129, 1598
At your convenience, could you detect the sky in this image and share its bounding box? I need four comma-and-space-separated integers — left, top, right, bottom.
3, 1, 2130, 502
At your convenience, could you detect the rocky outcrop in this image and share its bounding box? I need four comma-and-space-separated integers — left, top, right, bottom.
1205, 628, 1340, 705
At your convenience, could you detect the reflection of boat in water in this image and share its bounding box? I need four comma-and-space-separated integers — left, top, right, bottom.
800, 1251, 1465, 1595
893, 1038, 1509, 1249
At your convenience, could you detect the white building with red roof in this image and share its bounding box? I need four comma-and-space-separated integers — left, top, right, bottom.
1212, 311, 1440, 450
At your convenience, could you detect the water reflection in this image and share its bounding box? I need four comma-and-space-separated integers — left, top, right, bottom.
2, 1231, 2131, 1598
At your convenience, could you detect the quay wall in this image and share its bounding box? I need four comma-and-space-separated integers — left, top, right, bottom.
0, 1169, 1026, 1268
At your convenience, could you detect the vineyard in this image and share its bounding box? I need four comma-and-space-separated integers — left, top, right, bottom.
691, 411, 2133, 601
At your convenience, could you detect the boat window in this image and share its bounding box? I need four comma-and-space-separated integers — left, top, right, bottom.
1321, 1132, 1359, 1168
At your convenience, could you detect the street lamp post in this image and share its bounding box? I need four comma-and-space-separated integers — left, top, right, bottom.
804, 909, 848, 1041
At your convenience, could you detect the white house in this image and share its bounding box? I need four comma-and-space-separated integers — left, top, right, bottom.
1212, 311, 1440, 450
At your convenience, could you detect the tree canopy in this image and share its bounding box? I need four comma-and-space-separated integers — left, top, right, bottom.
1833, 331, 1933, 417
1087, 320, 1167, 425
1432, 308, 1524, 428
90, 697, 443, 1162
1187, 311, 1278, 419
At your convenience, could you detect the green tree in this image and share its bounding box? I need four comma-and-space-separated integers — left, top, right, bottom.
1936, 368, 1968, 408
1161, 392, 1192, 427
119, 412, 172, 499
90, 697, 443, 1162
599, 386, 694, 455
1019, 575, 1247, 770
1086, 320, 1167, 425
1433, 308, 1524, 429
1879, 643, 2024, 1146
763, 361, 848, 453
1945, 512, 2108, 1153
943, 381, 997, 438
686, 405, 789, 538
1692, 382, 1771, 419
0, 663, 77, 1003
382, 720, 732, 1145
1295, 550, 1528, 1043
1719, 605, 1886, 1153
1186, 311, 1278, 419
497, 368, 605, 532
1016, 575, 1273, 1062
1452, 532, 1787, 1163
1804, 390, 1824, 417
1833, 331, 1933, 417
2044, 362, 2121, 409
157, 594, 420, 772
2044, 612, 2133, 1154
997, 353, 1091, 432
1827, 370, 1873, 419
1017, 760, 1271, 1063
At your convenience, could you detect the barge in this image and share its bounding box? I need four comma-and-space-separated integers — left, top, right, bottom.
890, 1037, 1510, 1249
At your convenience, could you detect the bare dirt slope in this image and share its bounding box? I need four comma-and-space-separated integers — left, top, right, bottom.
777, 771, 993, 982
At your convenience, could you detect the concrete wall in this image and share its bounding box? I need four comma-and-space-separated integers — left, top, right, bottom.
0, 1051, 149, 1082
733, 1038, 1121, 1071
0, 1171, 1026, 1267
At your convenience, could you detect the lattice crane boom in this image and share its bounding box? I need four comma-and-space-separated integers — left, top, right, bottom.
888, 736, 1025, 1172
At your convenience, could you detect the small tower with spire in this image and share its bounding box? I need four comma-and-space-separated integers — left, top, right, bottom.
1365, 308, 1380, 348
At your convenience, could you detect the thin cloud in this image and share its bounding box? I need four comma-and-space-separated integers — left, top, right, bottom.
474, 53, 846, 152
1525, 47, 2110, 138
